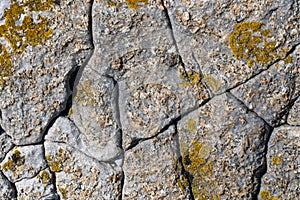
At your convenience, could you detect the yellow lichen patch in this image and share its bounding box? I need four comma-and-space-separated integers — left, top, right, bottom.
260, 189, 279, 200
1, 147, 25, 171
271, 154, 283, 165
68, 108, 73, 116
203, 75, 219, 92
126, 0, 148, 8
229, 21, 292, 67
0, 44, 12, 88
186, 118, 196, 132
0, 0, 53, 87
178, 66, 202, 88
176, 140, 220, 199
36, 170, 52, 184
58, 185, 67, 199
45, 148, 68, 172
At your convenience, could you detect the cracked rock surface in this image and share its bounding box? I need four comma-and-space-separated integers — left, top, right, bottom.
0, 0, 299, 199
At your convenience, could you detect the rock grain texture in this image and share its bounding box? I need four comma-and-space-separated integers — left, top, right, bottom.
0, 0, 299, 199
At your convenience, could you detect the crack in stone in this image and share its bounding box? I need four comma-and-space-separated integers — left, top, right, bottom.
0, 170, 18, 199
41, 0, 96, 146
173, 122, 195, 200
125, 97, 210, 151
225, 42, 300, 94
252, 127, 274, 200
160, 1, 191, 80
103, 73, 125, 199
0, 125, 4, 136
228, 92, 273, 128
228, 92, 274, 199
276, 96, 300, 127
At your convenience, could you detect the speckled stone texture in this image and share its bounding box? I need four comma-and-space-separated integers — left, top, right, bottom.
0, 0, 93, 145
44, 141, 123, 199
122, 125, 190, 199
177, 93, 270, 199
0, 0, 299, 199
259, 126, 300, 200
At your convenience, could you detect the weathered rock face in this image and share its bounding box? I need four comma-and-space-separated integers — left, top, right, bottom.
0, 0, 299, 199
177, 93, 271, 199
0, 171, 16, 200
1, 145, 47, 183
122, 125, 190, 199
164, 0, 299, 94
0, 0, 93, 145
44, 141, 123, 199
259, 126, 300, 200
15, 168, 57, 200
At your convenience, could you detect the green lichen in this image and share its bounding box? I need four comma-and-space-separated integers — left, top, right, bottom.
37, 170, 52, 184
0, 0, 53, 87
229, 21, 292, 67
45, 148, 67, 172
1, 147, 25, 171
260, 190, 279, 200
176, 140, 220, 199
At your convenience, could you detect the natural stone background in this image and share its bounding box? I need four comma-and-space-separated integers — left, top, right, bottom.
0, 0, 299, 199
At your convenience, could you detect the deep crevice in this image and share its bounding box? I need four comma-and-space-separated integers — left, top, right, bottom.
0, 125, 4, 136
119, 170, 125, 200
40, 0, 95, 142
49, 170, 60, 200
173, 123, 195, 200
228, 92, 274, 199
252, 125, 274, 200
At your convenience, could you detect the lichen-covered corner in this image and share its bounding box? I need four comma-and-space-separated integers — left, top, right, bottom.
0, 0, 93, 145
0, 0, 52, 88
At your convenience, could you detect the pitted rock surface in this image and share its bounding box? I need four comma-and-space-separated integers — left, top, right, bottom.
122, 125, 190, 199
259, 126, 300, 200
0, 0, 93, 145
15, 168, 57, 200
44, 141, 122, 199
177, 93, 270, 199
0, 0, 299, 199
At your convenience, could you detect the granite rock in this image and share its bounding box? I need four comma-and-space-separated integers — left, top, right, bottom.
0, 145, 47, 183
0, 132, 14, 162
231, 57, 299, 126
44, 141, 122, 200
176, 93, 271, 199
15, 168, 57, 200
287, 97, 300, 126
164, 0, 299, 94
259, 126, 300, 200
0, 0, 299, 199
122, 125, 190, 199
0, 171, 16, 199
0, 0, 93, 145
46, 116, 122, 162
